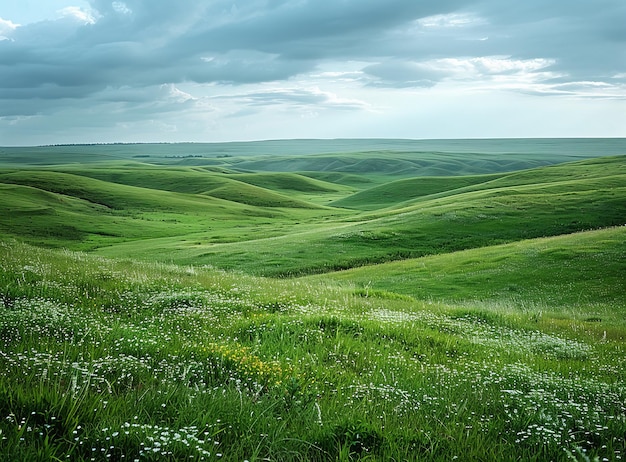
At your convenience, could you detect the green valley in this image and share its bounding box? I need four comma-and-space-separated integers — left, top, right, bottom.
0, 138, 624, 461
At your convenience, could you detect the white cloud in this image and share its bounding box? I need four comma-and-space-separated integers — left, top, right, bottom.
112, 2, 132, 15
419, 56, 558, 83
520, 81, 626, 99
362, 56, 558, 89
160, 84, 196, 103
0, 17, 20, 40
0, 0, 625, 144
215, 86, 370, 112
363, 61, 441, 88
314, 70, 363, 80
58, 7, 98, 24
416, 12, 487, 28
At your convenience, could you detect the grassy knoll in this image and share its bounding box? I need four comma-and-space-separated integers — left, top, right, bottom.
308, 226, 626, 323
330, 173, 504, 210
0, 168, 351, 250
1, 241, 624, 461
66, 166, 350, 205
3, 138, 625, 165
1, 146, 624, 277
333, 154, 626, 211
0, 168, 327, 210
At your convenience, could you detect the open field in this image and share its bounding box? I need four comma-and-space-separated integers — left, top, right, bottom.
92, 155, 626, 276
1, 240, 624, 461
306, 226, 626, 322
0, 139, 625, 461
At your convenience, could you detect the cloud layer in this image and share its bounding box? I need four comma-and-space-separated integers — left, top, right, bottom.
1, 0, 625, 144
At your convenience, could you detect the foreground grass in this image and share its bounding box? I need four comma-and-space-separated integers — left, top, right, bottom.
1, 241, 624, 461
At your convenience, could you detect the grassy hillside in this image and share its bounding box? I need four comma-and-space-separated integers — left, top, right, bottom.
309, 226, 626, 321
0, 182, 273, 249
0, 169, 351, 250
0, 183, 109, 244
332, 155, 626, 211
1, 145, 624, 276
299, 171, 377, 187
1, 139, 625, 461
330, 173, 504, 210
97, 155, 626, 276
2, 138, 624, 170
2, 168, 326, 209
1, 240, 624, 461
0, 170, 226, 211
230, 151, 554, 177
231, 172, 348, 193
67, 167, 345, 207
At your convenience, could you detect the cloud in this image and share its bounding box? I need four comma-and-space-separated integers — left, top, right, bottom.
416, 12, 487, 28
0, 0, 624, 144
2, 1, 625, 96
189, 50, 314, 84
363, 61, 444, 88
58, 7, 98, 24
519, 81, 626, 100
215, 87, 370, 112
362, 56, 558, 89
0, 17, 20, 40
111, 2, 132, 15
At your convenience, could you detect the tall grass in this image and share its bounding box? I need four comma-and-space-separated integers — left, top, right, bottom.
310, 226, 626, 323
1, 241, 624, 461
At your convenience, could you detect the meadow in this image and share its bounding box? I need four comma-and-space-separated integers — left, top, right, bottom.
0, 139, 625, 461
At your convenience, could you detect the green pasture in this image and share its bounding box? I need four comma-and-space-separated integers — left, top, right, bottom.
330, 173, 504, 210
1, 145, 624, 276
0, 238, 624, 461
90, 155, 625, 276
0, 139, 624, 461
308, 226, 626, 323
0, 168, 350, 251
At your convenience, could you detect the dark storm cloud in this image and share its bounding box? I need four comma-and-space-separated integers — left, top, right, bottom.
0, 0, 624, 121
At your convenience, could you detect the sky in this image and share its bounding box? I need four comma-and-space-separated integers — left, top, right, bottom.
0, 1, 625, 145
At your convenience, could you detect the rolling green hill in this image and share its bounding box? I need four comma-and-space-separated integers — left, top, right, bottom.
232, 172, 352, 194
2, 138, 624, 169
308, 226, 626, 319
332, 155, 626, 211
42, 167, 329, 209
0, 169, 344, 249
1, 141, 624, 275
92, 155, 626, 276
1, 233, 624, 461
230, 151, 556, 177
0, 170, 206, 210
330, 173, 504, 210
1, 139, 625, 462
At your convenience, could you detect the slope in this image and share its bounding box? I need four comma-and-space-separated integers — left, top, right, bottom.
1, 239, 624, 461
0, 170, 329, 249
95, 156, 626, 275
331, 155, 626, 211
54, 167, 327, 209
331, 173, 504, 210
307, 226, 626, 319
